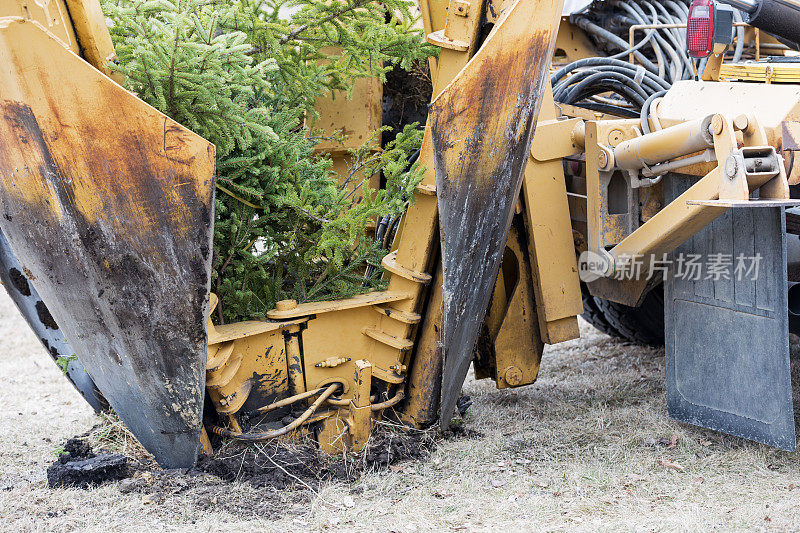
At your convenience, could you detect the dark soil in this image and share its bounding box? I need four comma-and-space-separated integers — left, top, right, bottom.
47, 438, 129, 488
382, 60, 432, 146
48, 422, 479, 518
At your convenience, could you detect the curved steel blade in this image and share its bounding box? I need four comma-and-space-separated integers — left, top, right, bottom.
431, 0, 564, 427
0, 228, 107, 412
0, 19, 216, 467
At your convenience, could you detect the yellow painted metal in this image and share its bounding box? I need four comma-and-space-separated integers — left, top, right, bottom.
607, 115, 788, 273
62, 0, 119, 79
491, 220, 545, 388
399, 263, 443, 427
199, 426, 213, 457
522, 85, 583, 344
348, 359, 373, 450
206, 328, 291, 415
312, 48, 382, 198
313, 74, 383, 154
418, 0, 450, 74
719, 62, 800, 84
0, 0, 78, 53
428, 0, 485, 96
584, 118, 644, 252
611, 117, 714, 171
267, 291, 413, 319
657, 81, 800, 151
553, 17, 597, 64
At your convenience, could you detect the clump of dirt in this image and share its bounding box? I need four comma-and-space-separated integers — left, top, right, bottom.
47, 438, 129, 488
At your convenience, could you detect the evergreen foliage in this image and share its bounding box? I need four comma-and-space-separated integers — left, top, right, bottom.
102, 0, 433, 322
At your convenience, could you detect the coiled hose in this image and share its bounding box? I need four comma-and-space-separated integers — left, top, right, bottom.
554, 0, 747, 121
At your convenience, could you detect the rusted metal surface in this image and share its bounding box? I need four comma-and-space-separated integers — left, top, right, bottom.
0, 18, 215, 467
429, 0, 563, 427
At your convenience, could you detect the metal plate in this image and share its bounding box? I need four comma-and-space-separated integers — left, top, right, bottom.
665, 175, 795, 450
0, 228, 106, 412
0, 19, 216, 467
431, 0, 563, 427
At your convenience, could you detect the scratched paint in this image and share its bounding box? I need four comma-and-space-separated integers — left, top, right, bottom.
429, 0, 564, 426
0, 19, 216, 468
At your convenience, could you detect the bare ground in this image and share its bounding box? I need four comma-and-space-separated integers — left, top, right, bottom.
2, 287, 800, 531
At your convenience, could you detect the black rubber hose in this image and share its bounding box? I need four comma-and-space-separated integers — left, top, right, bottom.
611, 1, 669, 79
749, 0, 800, 47
563, 71, 649, 106
616, 0, 684, 82
572, 16, 661, 74
551, 57, 671, 90
553, 66, 665, 101
574, 102, 641, 118
567, 82, 646, 110
640, 89, 668, 134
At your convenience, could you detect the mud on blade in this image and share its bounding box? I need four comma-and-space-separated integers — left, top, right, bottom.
430, 0, 564, 426
0, 19, 216, 467
0, 228, 107, 412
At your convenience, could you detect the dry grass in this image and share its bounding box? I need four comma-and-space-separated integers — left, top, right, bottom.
2, 287, 800, 531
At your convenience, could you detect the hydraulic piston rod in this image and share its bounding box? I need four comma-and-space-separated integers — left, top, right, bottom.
611, 115, 715, 171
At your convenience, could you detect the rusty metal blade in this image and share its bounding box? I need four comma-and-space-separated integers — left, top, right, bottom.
430, 0, 564, 427
0, 19, 216, 467
0, 228, 107, 412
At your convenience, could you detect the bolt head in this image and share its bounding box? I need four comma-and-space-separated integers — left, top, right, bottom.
725, 156, 738, 179
598, 150, 609, 168
503, 366, 523, 387
711, 115, 724, 135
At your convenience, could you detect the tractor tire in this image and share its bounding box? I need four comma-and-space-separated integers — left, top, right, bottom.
592, 286, 665, 346
580, 283, 623, 339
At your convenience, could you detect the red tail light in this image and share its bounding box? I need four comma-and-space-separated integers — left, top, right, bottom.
688, 0, 716, 57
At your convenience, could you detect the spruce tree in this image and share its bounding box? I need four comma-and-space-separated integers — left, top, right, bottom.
103, 0, 433, 322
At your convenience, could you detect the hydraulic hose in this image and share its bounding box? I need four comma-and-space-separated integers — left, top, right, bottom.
212, 382, 340, 441
719, 0, 800, 46
554, 1, 695, 116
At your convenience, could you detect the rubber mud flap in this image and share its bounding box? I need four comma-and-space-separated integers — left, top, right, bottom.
665, 176, 795, 450
0, 19, 216, 467
0, 228, 107, 412
430, 0, 565, 426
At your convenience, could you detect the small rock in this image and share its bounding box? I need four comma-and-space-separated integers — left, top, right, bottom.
118, 478, 140, 494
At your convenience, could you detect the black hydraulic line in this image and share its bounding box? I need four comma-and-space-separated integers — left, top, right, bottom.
640, 89, 668, 134
665, 0, 689, 18
747, 0, 800, 47
576, 102, 641, 118
613, 1, 669, 79
551, 57, 671, 90
563, 70, 649, 103
616, 0, 685, 82
568, 81, 647, 109
645, 0, 694, 77
555, 67, 665, 104
554, 65, 665, 100
572, 16, 660, 74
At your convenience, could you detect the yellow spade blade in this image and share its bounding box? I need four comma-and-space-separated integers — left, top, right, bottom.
430, 0, 564, 426
0, 18, 216, 467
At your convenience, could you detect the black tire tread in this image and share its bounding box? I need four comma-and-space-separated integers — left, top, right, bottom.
593, 287, 665, 346
580, 283, 623, 339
